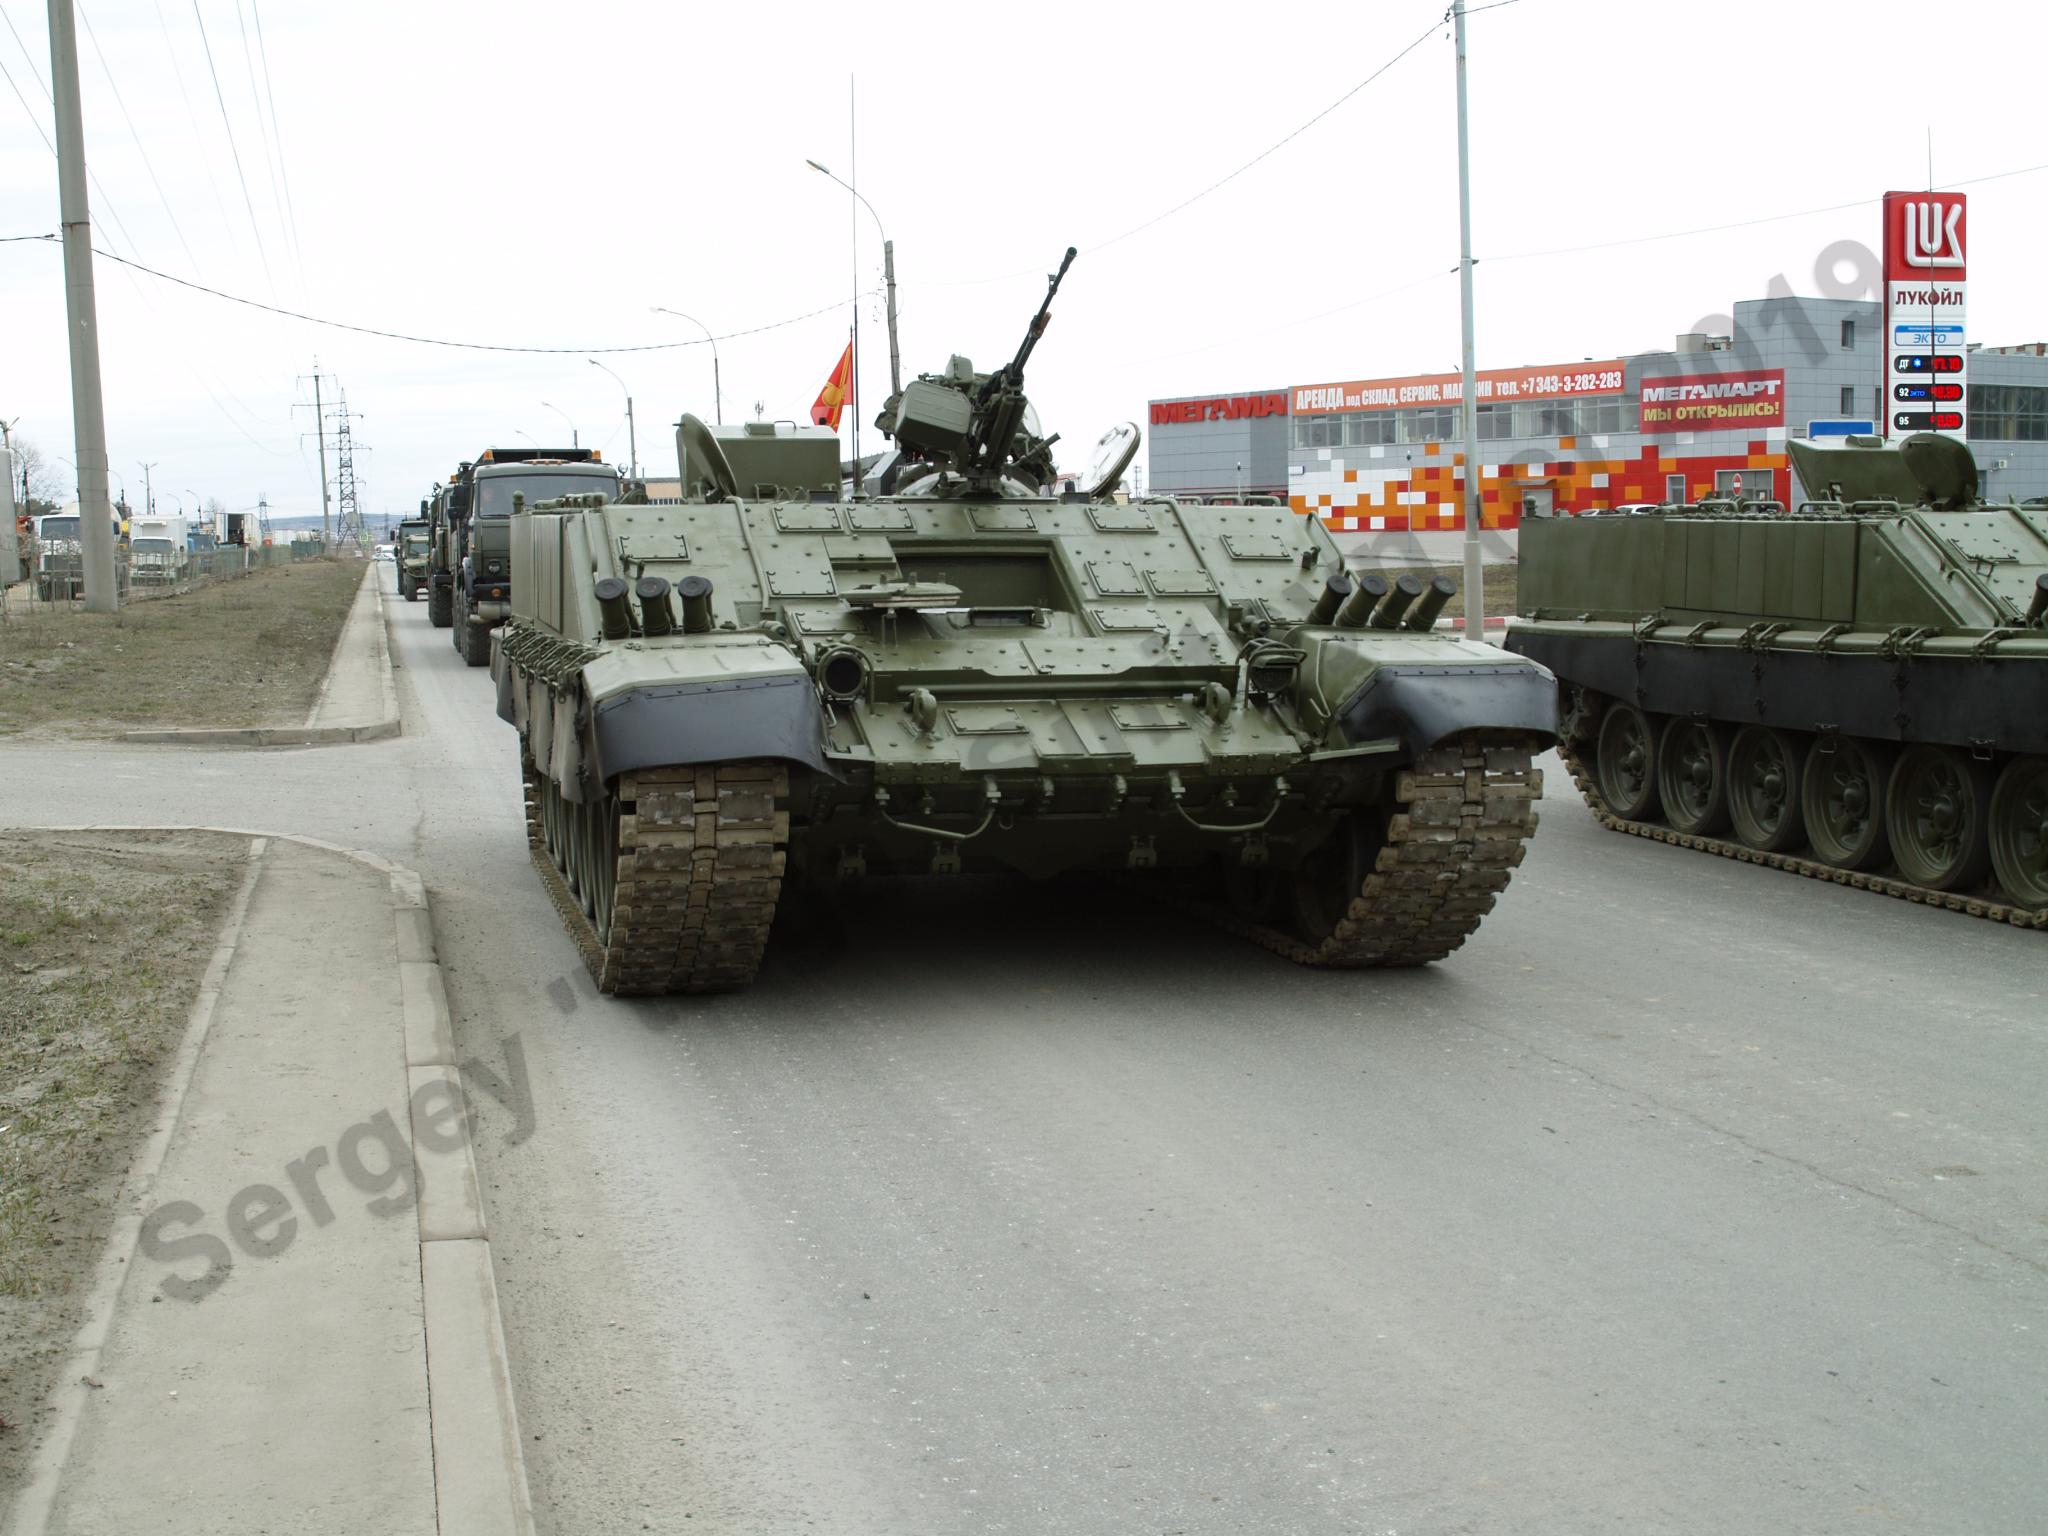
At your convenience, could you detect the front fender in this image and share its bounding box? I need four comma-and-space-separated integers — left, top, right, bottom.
590, 674, 830, 782
1334, 661, 1559, 759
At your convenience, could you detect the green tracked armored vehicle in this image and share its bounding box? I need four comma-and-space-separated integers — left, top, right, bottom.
1508, 432, 2048, 924
491, 251, 1558, 994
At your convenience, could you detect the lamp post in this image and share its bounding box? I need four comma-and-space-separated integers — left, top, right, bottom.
514, 430, 539, 449
649, 308, 722, 425
538, 401, 578, 450
588, 358, 637, 477
805, 158, 899, 399
137, 461, 156, 519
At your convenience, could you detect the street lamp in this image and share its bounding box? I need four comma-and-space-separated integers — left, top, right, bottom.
514, 429, 539, 448
588, 358, 637, 477
649, 308, 722, 425
805, 158, 900, 398
538, 402, 578, 449
137, 461, 157, 518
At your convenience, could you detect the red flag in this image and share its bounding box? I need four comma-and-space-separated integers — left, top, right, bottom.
811, 336, 854, 431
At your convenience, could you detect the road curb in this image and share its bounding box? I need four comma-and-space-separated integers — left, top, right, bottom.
117, 566, 402, 748
4, 824, 534, 1536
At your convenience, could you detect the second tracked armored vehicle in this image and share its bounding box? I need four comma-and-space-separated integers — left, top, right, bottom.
492, 250, 1559, 993
1509, 432, 2048, 924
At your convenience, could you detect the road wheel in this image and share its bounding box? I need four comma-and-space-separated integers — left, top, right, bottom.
1887, 745, 1994, 892
1595, 704, 1662, 821
452, 590, 467, 651
1657, 719, 1731, 836
461, 616, 490, 667
1727, 725, 1806, 852
1800, 737, 1894, 871
427, 580, 452, 628
1987, 756, 2048, 910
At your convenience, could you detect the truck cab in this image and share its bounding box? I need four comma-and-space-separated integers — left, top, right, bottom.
451, 449, 616, 666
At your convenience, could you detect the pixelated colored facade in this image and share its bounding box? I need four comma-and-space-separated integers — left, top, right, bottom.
1290, 439, 1789, 534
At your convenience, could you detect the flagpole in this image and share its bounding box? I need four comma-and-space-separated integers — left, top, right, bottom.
848, 74, 860, 492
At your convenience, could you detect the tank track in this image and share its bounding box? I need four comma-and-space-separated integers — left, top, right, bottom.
1188, 736, 1543, 967
1554, 740, 2047, 932
524, 760, 789, 995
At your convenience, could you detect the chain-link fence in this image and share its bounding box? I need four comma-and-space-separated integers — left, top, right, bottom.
3, 539, 333, 620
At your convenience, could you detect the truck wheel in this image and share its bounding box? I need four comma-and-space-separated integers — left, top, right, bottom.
428, 581, 452, 628
452, 591, 468, 652
462, 617, 490, 668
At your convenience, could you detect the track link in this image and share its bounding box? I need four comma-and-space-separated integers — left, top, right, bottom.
1556, 739, 2047, 931
525, 759, 789, 995
1203, 735, 1543, 967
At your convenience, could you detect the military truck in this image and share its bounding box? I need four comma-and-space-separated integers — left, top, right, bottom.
490, 249, 1557, 994
451, 449, 618, 666
395, 516, 431, 600
425, 473, 471, 628
1508, 432, 2048, 923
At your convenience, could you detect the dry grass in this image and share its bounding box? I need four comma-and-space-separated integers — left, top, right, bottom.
0, 559, 363, 735
0, 832, 245, 1489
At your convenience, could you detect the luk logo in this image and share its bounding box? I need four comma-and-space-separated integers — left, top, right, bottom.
1901, 198, 1964, 268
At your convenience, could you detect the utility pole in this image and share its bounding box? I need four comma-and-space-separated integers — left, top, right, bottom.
138, 460, 156, 520
302, 363, 333, 549
48, 0, 118, 612
882, 238, 901, 398
1453, 0, 1484, 640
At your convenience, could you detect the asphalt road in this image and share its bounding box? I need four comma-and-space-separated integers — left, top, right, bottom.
8, 591, 2045, 1535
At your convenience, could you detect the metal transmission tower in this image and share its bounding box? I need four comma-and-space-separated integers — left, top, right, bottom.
329, 391, 368, 551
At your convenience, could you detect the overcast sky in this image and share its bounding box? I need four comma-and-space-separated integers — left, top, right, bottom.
3, 0, 2044, 522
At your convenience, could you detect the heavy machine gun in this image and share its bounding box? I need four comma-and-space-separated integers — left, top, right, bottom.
882, 245, 1077, 492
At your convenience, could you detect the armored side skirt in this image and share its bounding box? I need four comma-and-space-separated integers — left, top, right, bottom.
1508, 629, 2048, 756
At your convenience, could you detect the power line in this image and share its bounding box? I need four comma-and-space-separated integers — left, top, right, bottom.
1090, 14, 1441, 256
0, 1, 150, 264
1488, 160, 2048, 266
152, 0, 236, 244
0, 48, 52, 155
78, 242, 877, 353
232, 0, 296, 282
189, 0, 273, 294
246, 1, 300, 281
76, 0, 205, 277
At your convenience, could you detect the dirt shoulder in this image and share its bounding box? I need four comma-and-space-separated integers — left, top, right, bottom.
0, 830, 247, 1495
0, 560, 363, 736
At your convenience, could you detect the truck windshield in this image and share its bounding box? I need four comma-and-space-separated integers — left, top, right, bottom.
40, 517, 80, 540
133, 538, 173, 552
474, 469, 616, 518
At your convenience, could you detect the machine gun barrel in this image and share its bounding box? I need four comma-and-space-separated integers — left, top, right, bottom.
998, 245, 1077, 389
963, 246, 1078, 479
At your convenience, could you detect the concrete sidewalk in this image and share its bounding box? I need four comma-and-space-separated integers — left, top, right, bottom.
120, 565, 400, 747
6, 833, 530, 1536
